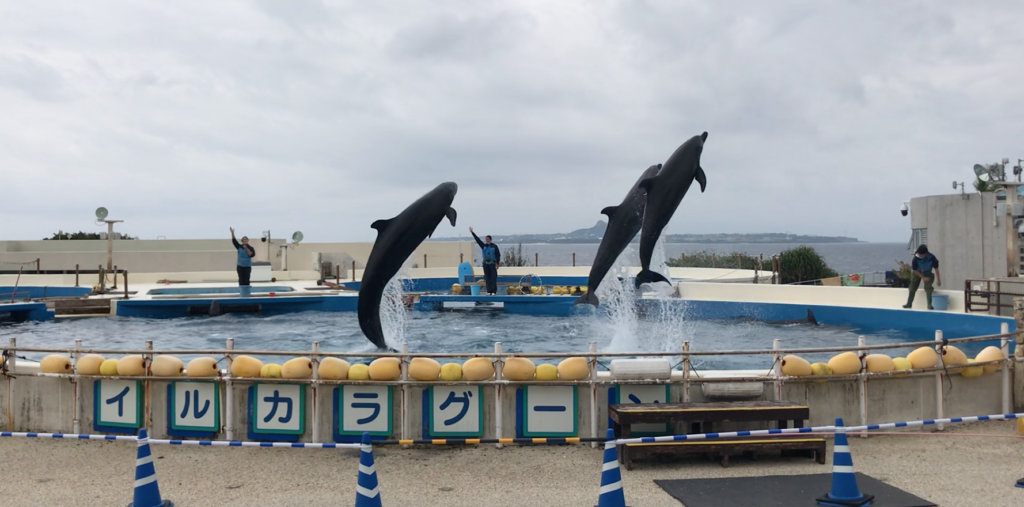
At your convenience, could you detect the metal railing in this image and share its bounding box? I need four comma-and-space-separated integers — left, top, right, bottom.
965, 278, 1024, 316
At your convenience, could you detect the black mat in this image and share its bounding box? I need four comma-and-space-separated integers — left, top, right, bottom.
655, 473, 935, 507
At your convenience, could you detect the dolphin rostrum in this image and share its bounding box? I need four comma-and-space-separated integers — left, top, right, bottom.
574, 164, 662, 307
635, 132, 708, 287
358, 182, 458, 350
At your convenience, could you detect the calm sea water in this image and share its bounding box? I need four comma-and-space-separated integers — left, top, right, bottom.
508, 242, 908, 276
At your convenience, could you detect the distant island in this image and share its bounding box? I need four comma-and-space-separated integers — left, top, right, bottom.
429, 221, 861, 244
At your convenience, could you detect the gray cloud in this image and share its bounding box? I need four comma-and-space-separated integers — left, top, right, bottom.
1, 0, 1022, 244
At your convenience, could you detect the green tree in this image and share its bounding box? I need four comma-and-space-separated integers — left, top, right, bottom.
666, 250, 761, 269
500, 243, 530, 267
44, 230, 135, 240
778, 245, 837, 284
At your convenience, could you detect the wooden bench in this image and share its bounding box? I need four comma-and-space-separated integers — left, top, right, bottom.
609, 400, 826, 469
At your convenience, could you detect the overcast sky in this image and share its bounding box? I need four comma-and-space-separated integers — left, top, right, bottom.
2, 1, 1022, 243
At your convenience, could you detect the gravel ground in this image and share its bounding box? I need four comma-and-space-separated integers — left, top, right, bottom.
1, 421, 1022, 506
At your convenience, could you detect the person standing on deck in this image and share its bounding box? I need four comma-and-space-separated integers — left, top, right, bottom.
903, 244, 941, 310
230, 227, 256, 298
469, 227, 500, 295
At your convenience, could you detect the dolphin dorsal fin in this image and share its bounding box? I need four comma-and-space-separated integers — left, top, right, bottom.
696, 166, 707, 193
371, 218, 394, 232
445, 207, 457, 227
639, 176, 657, 192
601, 206, 619, 219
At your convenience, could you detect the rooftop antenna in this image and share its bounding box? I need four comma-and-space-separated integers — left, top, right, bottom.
953, 180, 966, 199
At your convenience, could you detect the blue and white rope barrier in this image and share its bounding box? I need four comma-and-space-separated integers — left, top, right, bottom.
612, 412, 1024, 445
146, 439, 362, 449
0, 431, 137, 441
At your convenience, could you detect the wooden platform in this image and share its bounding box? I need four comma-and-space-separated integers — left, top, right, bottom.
609, 400, 818, 469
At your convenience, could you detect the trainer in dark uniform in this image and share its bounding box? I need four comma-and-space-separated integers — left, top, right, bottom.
230, 227, 256, 297
469, 227, 500, 295
903, 244, 941, 310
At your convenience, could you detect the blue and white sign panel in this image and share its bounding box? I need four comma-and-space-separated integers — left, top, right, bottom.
93, 379, 142, 433
615, 384, 670, 435
338, 385, 392, 437
170, 381, 219, 433
522, 385, 577, 437
427, 386, 483, 437
250, 383, 305, 436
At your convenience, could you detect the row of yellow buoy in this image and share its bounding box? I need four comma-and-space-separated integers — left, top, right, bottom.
37, 353, 593, 382
780, 345, 1007, 380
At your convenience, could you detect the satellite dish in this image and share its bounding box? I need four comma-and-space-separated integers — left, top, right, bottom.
95, 207, 108, 220
974, 164, 991, 182
292, 231, 304, 244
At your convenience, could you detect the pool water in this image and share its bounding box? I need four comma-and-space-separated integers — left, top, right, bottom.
0, 307, 975, 371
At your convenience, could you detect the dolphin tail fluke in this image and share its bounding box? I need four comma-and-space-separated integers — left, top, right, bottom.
574, 291, 600, 307
634, 270, 670, 288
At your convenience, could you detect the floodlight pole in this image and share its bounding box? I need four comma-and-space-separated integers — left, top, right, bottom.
102, 219, 123, 272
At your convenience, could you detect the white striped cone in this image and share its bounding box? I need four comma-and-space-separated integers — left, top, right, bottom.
817, 418, 872, 507
128, 428, 173, 507
595, 428, 628, 507
355, 432, 382, 507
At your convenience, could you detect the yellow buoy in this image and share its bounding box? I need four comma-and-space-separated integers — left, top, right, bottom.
1017, 417, 1024, 436
503, 357, 536, 381
827, 351, 861, 375
780, 355, 812, 376
552, 286, 563, 295
580, 286, 588, 293
892, 357, 913, 376
451, 283, 462, 294
535, 364, 558, 381
810, 362, 832, 382
409, 357, 441, 381
461, 358, 493, 381
151, 356, 184, 377
529, 286, 540, 294
282, 357, 314, 379
348, 364, 370, 380
260, 364, 283, 378
960, 359, 983, 378
864, 354, 895, 373
368, 357, 401, 381
907, 347, 939, 369
230, 355, 264, 378
974, 346, 1005, 375
117, 355, 147, 376
439, 363, 464, 381
558, 357, 590, 380
76, 354, 105, 375
99, 358, 120, 376
186, 357, 219, 377
39, 355, 72, 374
317, 357, 350, 380
941, 345, 968, 372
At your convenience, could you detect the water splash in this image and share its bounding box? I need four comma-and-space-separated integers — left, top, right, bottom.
379, 261, 413, 350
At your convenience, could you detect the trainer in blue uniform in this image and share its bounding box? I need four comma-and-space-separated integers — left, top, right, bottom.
469, 227, 501, 295
903, 244, 941, 310
230, 227, 256, 298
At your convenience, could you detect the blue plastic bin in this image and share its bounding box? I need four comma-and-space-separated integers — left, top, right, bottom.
931, 293, 948, 311
470, 285, 481, 296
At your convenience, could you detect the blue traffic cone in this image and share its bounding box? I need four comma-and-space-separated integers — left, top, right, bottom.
128, 428, 173, 507
817, 418, 873, 507
595, 428, 628, 507
355, 432, 382, 507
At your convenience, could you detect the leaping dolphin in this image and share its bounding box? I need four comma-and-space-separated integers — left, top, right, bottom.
358, 182, 458, 350
574, 164, 662, 307
635, 132, 708, 287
